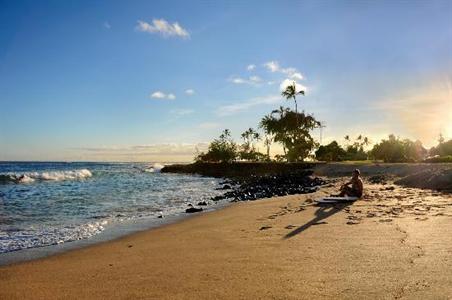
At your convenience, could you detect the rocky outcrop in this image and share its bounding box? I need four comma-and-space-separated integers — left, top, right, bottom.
395, 169, 452, 192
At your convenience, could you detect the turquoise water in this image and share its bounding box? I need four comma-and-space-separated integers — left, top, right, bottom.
0, 162, 223, 253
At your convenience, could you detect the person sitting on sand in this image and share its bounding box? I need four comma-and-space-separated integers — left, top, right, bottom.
339, 169, 363, 198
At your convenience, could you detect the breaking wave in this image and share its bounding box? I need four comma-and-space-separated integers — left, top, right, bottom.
0, 169, 92, 184
144, 163, 165, 173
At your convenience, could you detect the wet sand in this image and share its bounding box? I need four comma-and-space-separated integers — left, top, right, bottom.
1, 179, 451, 299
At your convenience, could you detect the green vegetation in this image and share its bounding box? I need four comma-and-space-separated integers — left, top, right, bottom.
239, 127, 265, 161
196, 129, 237, 163
315, 141, 346, 161
429, 135, 452, 157
195, 83, 451, 164
259, 107, 320, 162
370, 134, 426, 162
314, 135, 369, 162
425, 135, 452, 162
197, 82, 321, 163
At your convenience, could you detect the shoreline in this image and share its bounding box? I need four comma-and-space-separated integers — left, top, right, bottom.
1, 162, 450, 265
1, 179, 451, 299
0, 198, 232, 267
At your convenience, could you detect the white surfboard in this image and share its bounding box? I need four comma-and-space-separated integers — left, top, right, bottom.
316, 196, 358, 204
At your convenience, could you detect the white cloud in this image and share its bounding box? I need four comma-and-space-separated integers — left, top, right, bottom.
151, 91, 166, 99
264, 61, 280, 72
290, 72, 304, 80
103, 22, 111, 29
279, 79, 306, 93
230, 77, 247, 84
247, 64, 256, 71
185, 89, 195, 95
136, 19, 190, 39
150, 91, 176, 100
229, 76, 262, 85
263, 60, 304, 80
216, 95, 282, 116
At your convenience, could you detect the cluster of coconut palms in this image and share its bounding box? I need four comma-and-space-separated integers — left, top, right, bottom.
196, 82, 323, 162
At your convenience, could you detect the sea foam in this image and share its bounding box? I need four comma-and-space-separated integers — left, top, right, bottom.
12, 169, 93, 183
144, 163, 165, 173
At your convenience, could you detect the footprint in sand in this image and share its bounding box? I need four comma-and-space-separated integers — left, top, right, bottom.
285, 225, 297, 229
260, 225, 272, 230
347, 215, 362, 221
346, 221, 360, 225
379, 219, 393, 222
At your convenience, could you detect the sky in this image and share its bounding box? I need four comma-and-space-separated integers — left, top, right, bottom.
1, 0, 451, 162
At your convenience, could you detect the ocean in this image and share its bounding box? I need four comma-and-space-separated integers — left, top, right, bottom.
0, 162, 223, 255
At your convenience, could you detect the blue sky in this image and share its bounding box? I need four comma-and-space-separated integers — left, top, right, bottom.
1, 0, 451, 161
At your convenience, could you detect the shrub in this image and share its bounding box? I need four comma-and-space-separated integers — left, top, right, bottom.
370, 134, 427, 162
429, 139, 452, 157
315, 141, 346, 161
196, 129, 238, 163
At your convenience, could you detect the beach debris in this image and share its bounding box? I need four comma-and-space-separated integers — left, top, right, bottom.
197, 201, 208, 206
259, 225, 272, 230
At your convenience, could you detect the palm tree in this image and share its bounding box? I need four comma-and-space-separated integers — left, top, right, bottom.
281, 81, 305, 115
363, 136, 370, 147
241, 127, 260, 152
263, 135, 272, 159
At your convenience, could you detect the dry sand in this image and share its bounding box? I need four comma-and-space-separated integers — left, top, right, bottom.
0, 179, 451, 299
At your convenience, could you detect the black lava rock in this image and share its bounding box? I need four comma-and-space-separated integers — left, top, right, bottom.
185, 204, 203, 213
215, 170, 327, 203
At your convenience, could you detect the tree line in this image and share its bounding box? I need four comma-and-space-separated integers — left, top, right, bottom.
196, 82, 452, 163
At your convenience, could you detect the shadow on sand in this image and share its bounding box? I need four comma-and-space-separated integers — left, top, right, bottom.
283, 202, 352, 239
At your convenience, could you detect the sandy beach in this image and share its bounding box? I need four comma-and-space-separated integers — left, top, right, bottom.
1, 178, 451, 299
